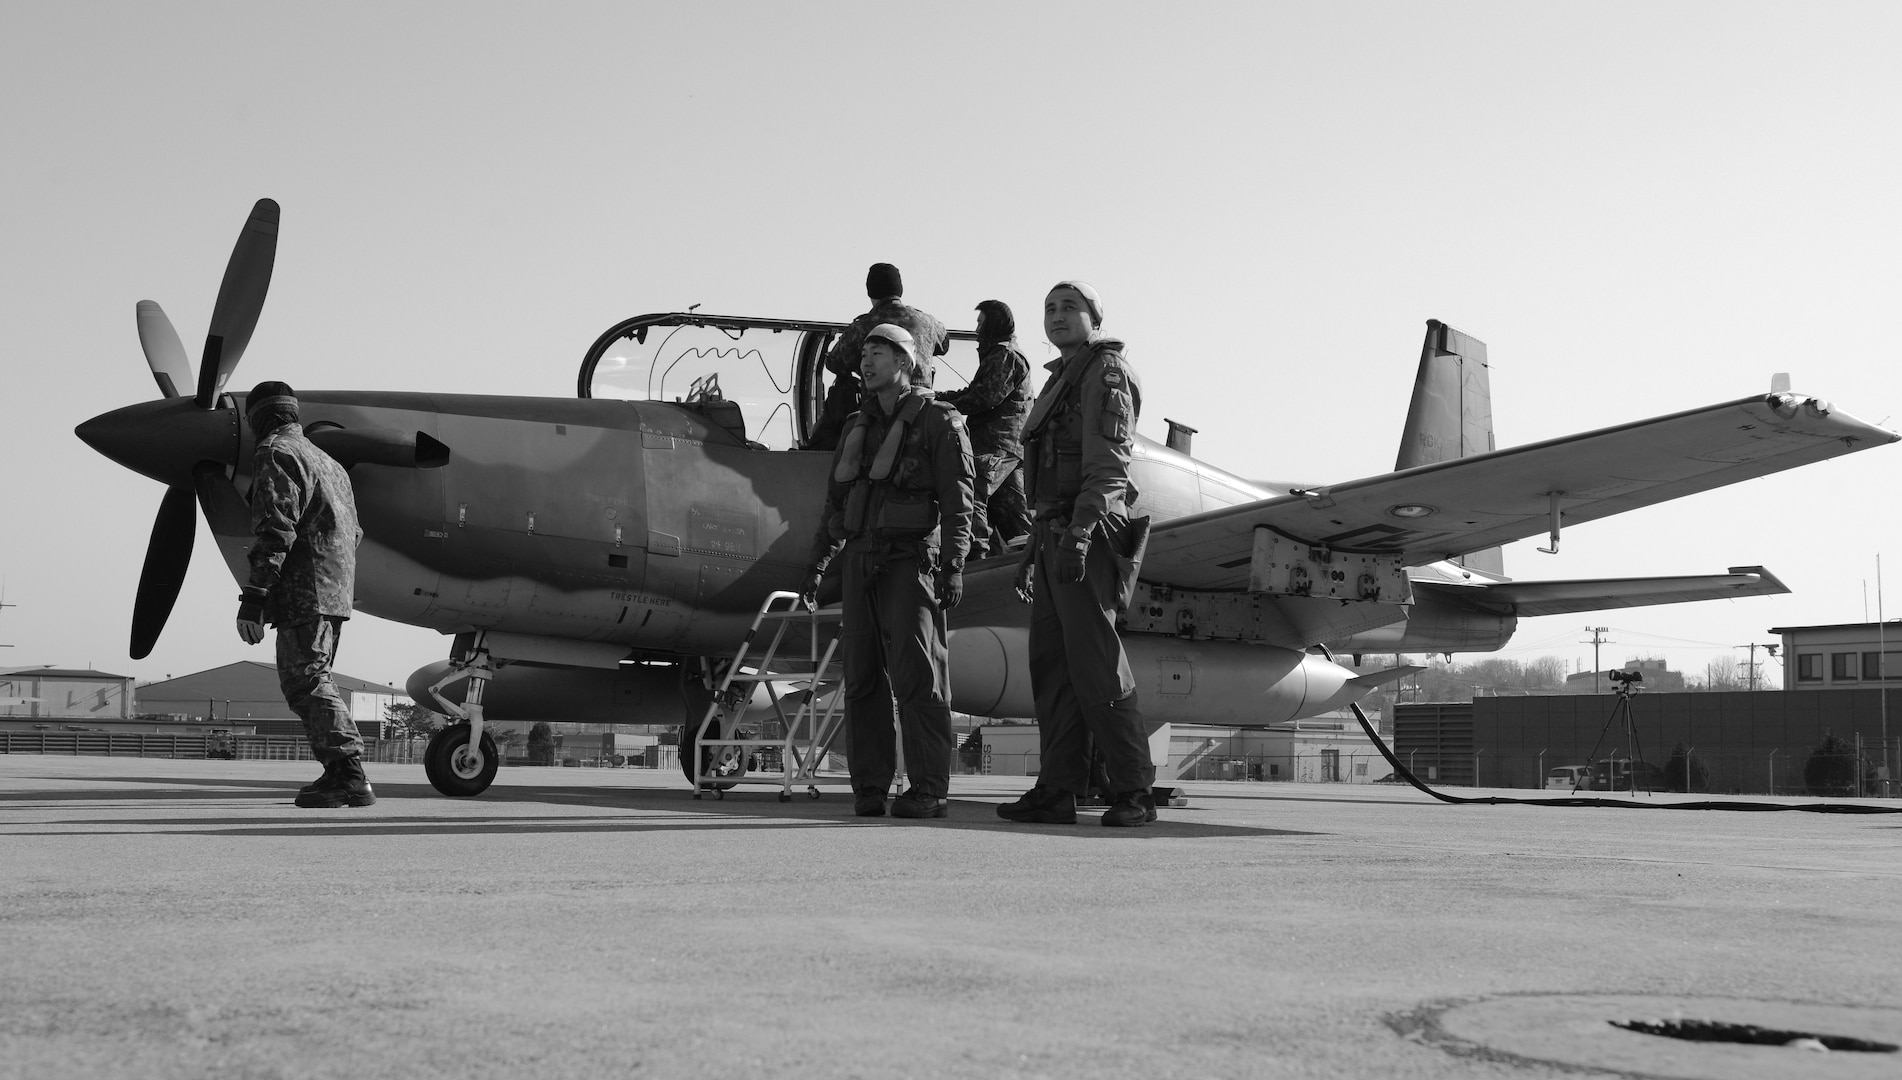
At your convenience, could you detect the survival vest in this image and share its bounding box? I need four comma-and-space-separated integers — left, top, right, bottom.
829, 394, 944, 541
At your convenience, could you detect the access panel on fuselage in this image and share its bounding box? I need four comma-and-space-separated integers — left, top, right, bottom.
420, 398, 647, 640
636, 403, 831, 655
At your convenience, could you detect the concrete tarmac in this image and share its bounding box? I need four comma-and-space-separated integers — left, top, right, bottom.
2, 756, 1899, 1080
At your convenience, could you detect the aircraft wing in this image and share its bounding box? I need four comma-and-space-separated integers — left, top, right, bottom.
1141, 393, 1894, 589
1421, 565, 1788, 618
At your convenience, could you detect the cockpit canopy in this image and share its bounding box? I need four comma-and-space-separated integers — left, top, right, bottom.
578, 313, 982, 451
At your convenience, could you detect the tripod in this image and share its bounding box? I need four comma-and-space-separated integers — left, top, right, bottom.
1577, 673, 1653, 795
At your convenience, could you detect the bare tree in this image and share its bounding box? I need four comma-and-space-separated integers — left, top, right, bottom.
1695, 657, 1748, 692
384, 701, 442, 742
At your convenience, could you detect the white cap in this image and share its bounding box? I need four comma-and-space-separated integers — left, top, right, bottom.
865, 323, 918, 364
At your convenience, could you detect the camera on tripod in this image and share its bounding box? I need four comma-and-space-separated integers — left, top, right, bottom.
1607, 669, 1643, 687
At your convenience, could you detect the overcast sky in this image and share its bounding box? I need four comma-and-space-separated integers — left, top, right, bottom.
4, 1, 1899, 693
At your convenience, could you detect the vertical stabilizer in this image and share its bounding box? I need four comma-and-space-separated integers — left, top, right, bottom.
1398, 320, 1503, 575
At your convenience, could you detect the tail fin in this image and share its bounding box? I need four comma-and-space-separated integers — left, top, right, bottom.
1397, 320, 1503, 575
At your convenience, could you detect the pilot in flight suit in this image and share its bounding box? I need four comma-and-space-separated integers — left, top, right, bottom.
997, 282, 1157, 828
804, 324, 974, 819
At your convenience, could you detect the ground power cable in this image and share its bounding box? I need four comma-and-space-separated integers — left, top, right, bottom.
1345, 702, 1902, 814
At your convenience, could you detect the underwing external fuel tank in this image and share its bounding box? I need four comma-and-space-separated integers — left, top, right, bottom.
948, 627, 1405, 728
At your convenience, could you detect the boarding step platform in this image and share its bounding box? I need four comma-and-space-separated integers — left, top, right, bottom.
688, 590, 849, 802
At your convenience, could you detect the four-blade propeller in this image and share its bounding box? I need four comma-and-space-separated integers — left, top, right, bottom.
123, 199, 279, 658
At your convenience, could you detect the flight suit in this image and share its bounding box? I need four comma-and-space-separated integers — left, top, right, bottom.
938, 336, 1031, 556
809, 388, 974, 798
1021, 339, 1154, 796
247, 421, 366, 764
808, 300, 950, 450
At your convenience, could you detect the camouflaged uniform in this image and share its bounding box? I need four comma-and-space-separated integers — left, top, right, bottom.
808, 388, 973, 800
247, 422, 366, 764
1021, 338, 1154, 796
938, 337, 1031, 556
808, 300, 951, 450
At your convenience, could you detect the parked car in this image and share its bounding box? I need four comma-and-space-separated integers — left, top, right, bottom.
1545, 765, 1594, 791
1592, 758, 1669, 792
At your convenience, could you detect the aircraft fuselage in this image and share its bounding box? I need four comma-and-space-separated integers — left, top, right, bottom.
83, 387, 1513, 675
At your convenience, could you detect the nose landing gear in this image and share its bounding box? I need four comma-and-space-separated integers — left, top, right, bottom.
420, 631, 499, 796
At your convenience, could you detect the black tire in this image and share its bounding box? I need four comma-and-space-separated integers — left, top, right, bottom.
424, 724, 498, 797
679, 717, 744, 792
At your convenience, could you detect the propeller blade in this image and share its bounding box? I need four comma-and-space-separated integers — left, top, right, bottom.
192, 461, 256, 588
136, 301, 192, 399
195, 198, 280, 408
130, 484, 199, 659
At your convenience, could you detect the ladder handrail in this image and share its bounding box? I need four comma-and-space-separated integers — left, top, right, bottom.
691, 590, 847, 796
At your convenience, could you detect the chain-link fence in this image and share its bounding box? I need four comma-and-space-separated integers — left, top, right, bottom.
1440, 743, 1902, 797
966, 748, 1397, 784
3, 730, 426, 765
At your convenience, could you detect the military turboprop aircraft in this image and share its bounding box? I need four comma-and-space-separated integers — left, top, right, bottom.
76, 200, 1898, 797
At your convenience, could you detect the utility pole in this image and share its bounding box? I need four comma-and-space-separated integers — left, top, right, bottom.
1880, 554, 1891, 793
1734, 643, 1781, 690
1583, 627, 1612, 693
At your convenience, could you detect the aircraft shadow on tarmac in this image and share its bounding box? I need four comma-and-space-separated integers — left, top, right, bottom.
0, 774, 1320, 840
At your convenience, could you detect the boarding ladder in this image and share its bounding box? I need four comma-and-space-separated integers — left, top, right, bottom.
688, 590, 848, 801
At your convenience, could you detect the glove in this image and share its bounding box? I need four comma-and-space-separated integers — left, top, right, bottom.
799, 567, 825, 609
235, 588, 268, 645
1013, 556, 1035, 605
937, 567, 963, 610
1057, 531, 1089, 583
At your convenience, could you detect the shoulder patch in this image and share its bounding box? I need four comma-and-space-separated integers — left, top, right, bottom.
1102, 369, 1124, 387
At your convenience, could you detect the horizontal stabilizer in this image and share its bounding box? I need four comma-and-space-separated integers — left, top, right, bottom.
1429, 565, 1788, 618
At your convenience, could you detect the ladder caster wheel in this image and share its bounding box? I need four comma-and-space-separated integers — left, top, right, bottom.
808, 786, 821, 800
714, 788, 725, 800
778, 791, 791, 803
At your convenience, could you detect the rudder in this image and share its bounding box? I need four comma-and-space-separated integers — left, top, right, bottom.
1397, 320, 1502, 575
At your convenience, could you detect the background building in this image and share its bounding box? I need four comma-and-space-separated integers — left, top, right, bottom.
1773, 621, 1902, 691
1560, 658, 1686, 694
977, 715, 1389, 785
0, 667, 135, 721
134, 661, 407, 736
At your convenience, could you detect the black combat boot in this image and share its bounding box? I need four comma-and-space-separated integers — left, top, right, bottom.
996, 784, 1076, 824
298, 759, 341, 795
296, 756, 376, 807
853, 787, 887, 817
1101, 789, 1156, 828
890, 789, 948, 819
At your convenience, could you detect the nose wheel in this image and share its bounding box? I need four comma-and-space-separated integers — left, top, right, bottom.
424, 723, 499, 796
682, 718, 746, 797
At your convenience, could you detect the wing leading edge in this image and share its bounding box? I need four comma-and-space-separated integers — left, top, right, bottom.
1142, 393, 1894, 590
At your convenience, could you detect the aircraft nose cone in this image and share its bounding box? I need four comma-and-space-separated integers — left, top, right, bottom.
76, 398, 242, 487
